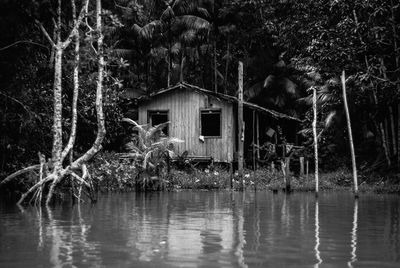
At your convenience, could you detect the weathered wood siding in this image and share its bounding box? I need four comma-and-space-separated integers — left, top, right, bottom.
138, 89, 235, 162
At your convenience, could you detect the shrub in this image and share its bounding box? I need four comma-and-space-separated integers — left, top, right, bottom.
89, 152, 137, 192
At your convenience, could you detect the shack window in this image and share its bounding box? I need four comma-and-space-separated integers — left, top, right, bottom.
201, 109, 221, 137
148, 110, 169, 136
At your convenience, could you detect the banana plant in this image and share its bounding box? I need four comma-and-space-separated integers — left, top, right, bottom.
121, 118, 183, 190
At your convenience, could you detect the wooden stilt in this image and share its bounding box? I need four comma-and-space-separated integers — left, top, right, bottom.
238, 62, 244, 190
285, 157, 291, 192
256, 113, 260, 162
300, 156, 304, 176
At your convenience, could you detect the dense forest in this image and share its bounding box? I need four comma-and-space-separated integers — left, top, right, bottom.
0, 0, 399, 190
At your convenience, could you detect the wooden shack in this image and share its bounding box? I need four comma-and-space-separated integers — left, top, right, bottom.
136, 82, 300, 163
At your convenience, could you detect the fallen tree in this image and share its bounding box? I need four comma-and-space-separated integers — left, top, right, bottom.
0, 0, 105, 206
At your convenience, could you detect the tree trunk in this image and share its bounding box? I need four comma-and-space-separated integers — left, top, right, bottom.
213, 39, 217, 92
341, 71, 358, 198
389, 107, 396, 156
52, 46, 63, 172
61, 0, 80, 162
167, 34, 172, 87
384, 117, 391, 156
224, 38, 230, 94
52, 0, 63, 171
312, 86, 319, 197
72, 0, 105, 166
380, 122, 391, 166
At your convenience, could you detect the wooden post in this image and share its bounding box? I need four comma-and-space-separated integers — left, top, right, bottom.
341, 71, 359, 198
300, 156, 304, 176
389, 106, 396, 156
252, 109, 256, 171
238, 61, 244, 190
256, 113, 260, 161
285, 157, 291, 192
312, 86, 319, 197
229, 162, 233, 189
398, 104, 400, 167
306, 160, 309, 180
384, 117, 390, 156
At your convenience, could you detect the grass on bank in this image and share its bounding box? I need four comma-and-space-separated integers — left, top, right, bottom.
88, 152, 400, 193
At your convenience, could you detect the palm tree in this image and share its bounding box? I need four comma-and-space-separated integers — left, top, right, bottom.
132, 0, 211, 88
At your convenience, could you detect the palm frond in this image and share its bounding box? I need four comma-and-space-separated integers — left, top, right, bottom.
173, 0, 200, 15
171, 42, 182, 55
278, 77, 299, 98
196, 7, 210, 18
263, 74, 275, 89
177, 15, 210, 31
150, 46, 168, 59
146, 121, 170, 141
180, 29, 197, 43
245, 82, 263, 101
325, 110, 337, 128
111, 49, 134, 57
134, 20, 163, 40
161, 6, 175, 22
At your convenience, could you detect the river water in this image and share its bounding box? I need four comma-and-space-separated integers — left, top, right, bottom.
0, 191, 399, 268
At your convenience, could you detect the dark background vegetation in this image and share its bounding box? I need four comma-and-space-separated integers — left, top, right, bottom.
0, 0, 399, 181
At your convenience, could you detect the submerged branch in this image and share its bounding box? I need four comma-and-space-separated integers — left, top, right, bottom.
0, 165, 40, 186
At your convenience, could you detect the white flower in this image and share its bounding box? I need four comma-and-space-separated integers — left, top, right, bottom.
205, 169, 209, 173
195, 179, 200, 183
243, 180, 246, 184
250, 181, 254, 185
234, 172, 239, 176
213, 171, 219, 176
244, 174, 250, 178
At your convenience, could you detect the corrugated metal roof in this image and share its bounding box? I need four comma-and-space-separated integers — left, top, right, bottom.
138, 82, 301, 122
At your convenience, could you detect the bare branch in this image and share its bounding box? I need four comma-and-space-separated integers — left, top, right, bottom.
0, 40, 49, 52
35, 20, 56, 47
62, 0, 90, 49
0, 165, 40, 186
0, 91, 35, 116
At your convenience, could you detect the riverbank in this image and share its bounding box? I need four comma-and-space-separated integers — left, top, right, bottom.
89, 153, 400, 194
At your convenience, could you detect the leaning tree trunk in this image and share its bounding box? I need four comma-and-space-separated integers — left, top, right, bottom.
224, 38, 230, 95
341, 71, 358, 198
70, 0, 106, 169
312, 86, 319, 197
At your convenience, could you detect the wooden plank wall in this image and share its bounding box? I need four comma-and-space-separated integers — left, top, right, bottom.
138, 89, 235, 162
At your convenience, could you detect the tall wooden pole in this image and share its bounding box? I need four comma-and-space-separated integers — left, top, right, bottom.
341, 71, 359, 198
312, 86, 319, 197
256, 113, 260, 161
238, 62, 244, 190
252, 110, 256, 171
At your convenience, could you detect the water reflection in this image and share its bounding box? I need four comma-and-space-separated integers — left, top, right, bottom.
314, 200, 322, 268
1, 192, 400, 267
348, 199, 358, 268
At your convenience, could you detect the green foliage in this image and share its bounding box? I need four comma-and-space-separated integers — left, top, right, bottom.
89, 152, 137, 191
